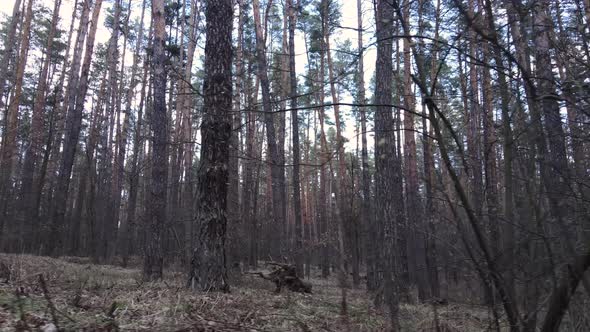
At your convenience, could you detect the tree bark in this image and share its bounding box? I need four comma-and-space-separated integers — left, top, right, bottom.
0, 0, 34, 247
402, 0, 429, 301
252, 0, 285, 259
322, 0, 349, 313
356, 0, 373, 291
287, 0, 304, 278
19, 0, 62, 251
318, 0, 330, 279
143, 0, 168, 281
121, 0, 148, 265
228, 0, 243, 266
48, 0, 102, 256
0, 0, 23, 111
374, 0, 401, 328
423, 0, 441, 299
38, 0, 79, 247
188, 0, 233, 292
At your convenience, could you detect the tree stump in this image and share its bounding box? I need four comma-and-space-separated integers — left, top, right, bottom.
250, 262, 312, 294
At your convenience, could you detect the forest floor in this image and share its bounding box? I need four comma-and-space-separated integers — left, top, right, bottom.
0, 254, 495, 331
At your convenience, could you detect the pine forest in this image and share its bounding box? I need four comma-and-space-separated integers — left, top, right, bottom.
0, 0, 589, 330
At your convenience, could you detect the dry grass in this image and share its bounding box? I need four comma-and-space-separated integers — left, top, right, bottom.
0, 254, 493, 331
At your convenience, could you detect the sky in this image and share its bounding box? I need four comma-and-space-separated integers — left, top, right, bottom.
0, 0, 377, 151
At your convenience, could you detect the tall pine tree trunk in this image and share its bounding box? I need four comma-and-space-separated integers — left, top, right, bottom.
228, 0, 244, 266
121, 0, 147, 265
322, 0, 349, 311
189, 0, 233, 292
356, 0, 374, 291
0, 0, 34, 248
423, 0, 441, 299
287, 0, 304, 278
143, 0, 168, 281
402, 0, 429, 301
49, 0, 102, 256
374, 0, 401, 328
252, 0, 285, 259
19, 0, 61, 252
0, 0, 23, 111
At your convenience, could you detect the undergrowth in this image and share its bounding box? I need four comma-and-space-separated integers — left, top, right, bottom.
0, 254, 493, 331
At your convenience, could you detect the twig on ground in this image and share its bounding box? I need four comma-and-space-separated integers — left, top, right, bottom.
14, 287, 29, 330
38, 273, 76, 325
38, 273, 60, 330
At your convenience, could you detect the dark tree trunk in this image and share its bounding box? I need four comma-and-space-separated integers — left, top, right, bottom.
318, 0, 330, 279
121, 0, 148, 265
402, 0, 429, 301
287, 0, 303, 277
0, 0, 23, 111
188, 0, 233, 292
143, 0, 168, 281
0, 0, 33, 249
48, 0, 102, 256
374, 0, 402, 328
356, 0, 374, 291
19, 0, 61, 251
34, 0, 79, 252
252, 0, 285, 259
244, 76, 258, 268
228, 0, 243, 267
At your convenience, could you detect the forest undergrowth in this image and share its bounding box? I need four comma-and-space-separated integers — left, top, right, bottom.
0, 254, 496, 331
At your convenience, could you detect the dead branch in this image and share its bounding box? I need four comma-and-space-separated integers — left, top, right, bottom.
247, 263, 312, 294
38, 274, 76, 325
38, 273, 60, 330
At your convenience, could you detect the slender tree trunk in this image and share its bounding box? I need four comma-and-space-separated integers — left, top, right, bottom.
317, 0, 330, 279
0, 0, 34, 248
121, 0, 148, 265
144, 0, 168, 281
99, 0, 121, 261
287, 0, 304, 277
423, 0, 441, 299
180, 0, 199, 263
228, 0, 243, 266
356, 0, 374, 291
252, 0, 285, 259
479, 25, 500, 259
374, 0, 401, 328
322, 0, 349, 313
466, 0, 483, 218
19, 0, 62, 252
48, 0, 102, 256
244, 74, 258, 268
39, 0, 79, 246
402, 0, 430, 301
480, 0, 516, 302
0, 0, 23, 111
80, 73, 108, 259
168, 0, 186, 261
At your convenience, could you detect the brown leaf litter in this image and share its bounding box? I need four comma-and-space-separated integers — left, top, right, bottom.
0, 254, 494, 331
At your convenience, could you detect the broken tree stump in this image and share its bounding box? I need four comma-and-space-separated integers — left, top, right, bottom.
248, 262, 312, 294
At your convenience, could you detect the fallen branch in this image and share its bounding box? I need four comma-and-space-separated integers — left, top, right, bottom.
38, 274, 76, 325
182, 311, 264, 332
14, 287, 29, 330
38, 274, 60, 330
